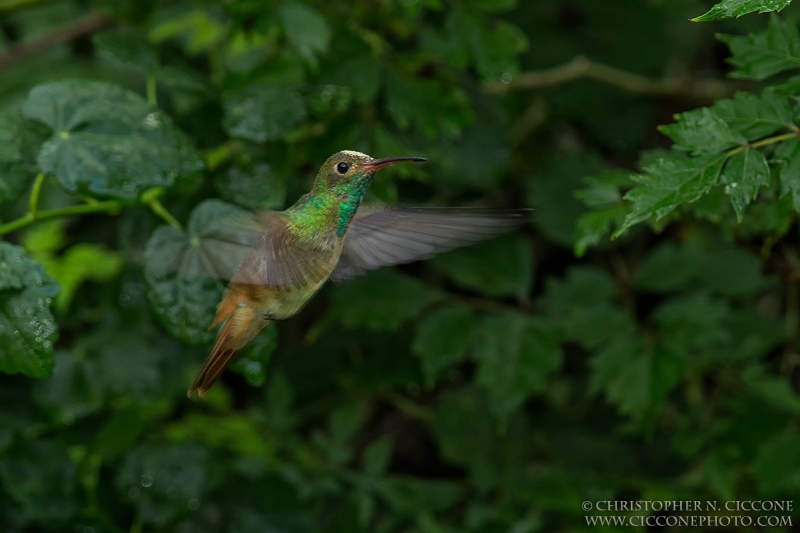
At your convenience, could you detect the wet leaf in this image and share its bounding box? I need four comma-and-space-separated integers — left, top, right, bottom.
22, 80, 203, 199
0, 243, 59, 378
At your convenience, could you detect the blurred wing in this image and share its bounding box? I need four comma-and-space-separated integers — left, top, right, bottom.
331, 206, 530, 283
230, 214, 335, 292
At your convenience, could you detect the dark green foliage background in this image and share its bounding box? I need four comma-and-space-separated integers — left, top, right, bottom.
1, 0, 799, 531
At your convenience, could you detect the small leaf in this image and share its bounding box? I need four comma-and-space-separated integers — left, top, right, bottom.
473, 313, 561, 421
693, 0, 792, 22
754, 431, 800, 494
412, 306, 479, 383
720, 147, 770, 220
615, 155, 726, 236
573, 205, 630, 257
773, 136, 800, 210
22, 80, 203, 199
144, 199, 249, 345
590, 337, 683, 416
431, 234, 532, 300
223, 84, 307, 143
0, 243, 59, 378
711, 88, 795, 140
214, 163, 287, 210
330, 270, 444, 332
659, 108, 746, 155
719, 14, 800, 80
280, 2, 331, 66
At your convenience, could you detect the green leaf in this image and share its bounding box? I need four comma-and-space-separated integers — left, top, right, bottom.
362, 437, 393, 476
743, 366, 800, 412
412, 306, 479, 384
544, 266, 619, 311
634, 242, 768, 296
0, 242, 59, 378
430, 234, 532, 300
463, 0, 516, 12
385, 73, 470, 138
0, 111, 32, 204
223, 84, 307, 143
280, 2, 331, 66
93, 30, 159, 72
774, 136, 800, 209
230, 323, 279, 387
720, 147, 770, 220
590, 337, 683, 416
693, 0, 792, 22
0, 440, 79, 522
49, 244, 123, 313
615, 155, 726, 236
452, 9, 527, 80
327, 57, 382, 104
473, 313, 561, 420
573, 205, 630, 257
116, 443, 209, 525
719, 14, 800, 80
754, 431, 800, 493
144, 199, 248, 345
659, 108, 746, 156
214, 163, 287, 210
711, 89, 795, 140
22, 80, 203, 199
528, 154, 605, 247
330, 270, 445, 332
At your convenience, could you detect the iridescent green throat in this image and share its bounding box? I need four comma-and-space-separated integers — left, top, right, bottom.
334, 176, 371, 237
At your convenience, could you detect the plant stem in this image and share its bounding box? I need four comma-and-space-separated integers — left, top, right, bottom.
28, 173, 44, 216
146, 74, 157, 107
0, 200, 122, 238
146, 196, 183, 229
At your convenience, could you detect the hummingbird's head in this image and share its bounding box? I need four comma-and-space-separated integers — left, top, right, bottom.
315, 150, 426, 200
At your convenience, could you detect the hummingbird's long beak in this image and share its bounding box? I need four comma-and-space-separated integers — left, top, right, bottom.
363, 156, 426, 171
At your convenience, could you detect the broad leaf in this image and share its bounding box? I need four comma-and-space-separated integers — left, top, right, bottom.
694, 0, 793, 22
0, 243, 59, 378
719, 14, 800, 80
720, 147, 771, 220
144, 200, 250, 345
214, 163, 287, 210
754, 431, 800, 494
117, 443, 210, 525
0, 112, 32, 204
223, 84, 307, 142
711, 89, 795, 140
280, 2, 331, 66
22, 80, 202, 199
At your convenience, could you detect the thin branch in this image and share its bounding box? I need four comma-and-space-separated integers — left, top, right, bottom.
485, 56, 740, 102
0, 11, 110, 70
0, 0, 47, 13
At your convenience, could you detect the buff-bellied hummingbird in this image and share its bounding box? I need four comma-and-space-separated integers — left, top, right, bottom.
187, 151, 528, 397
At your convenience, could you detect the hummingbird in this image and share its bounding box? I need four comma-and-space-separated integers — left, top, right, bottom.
188, 151, 528, 397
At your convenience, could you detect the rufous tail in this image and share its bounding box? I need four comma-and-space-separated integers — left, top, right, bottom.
187, 290, 268, 397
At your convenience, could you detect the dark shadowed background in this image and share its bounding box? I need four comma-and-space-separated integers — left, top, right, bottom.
0, 0, 799, 531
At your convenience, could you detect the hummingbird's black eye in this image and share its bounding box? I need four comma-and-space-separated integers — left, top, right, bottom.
336, 162, 350, 174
